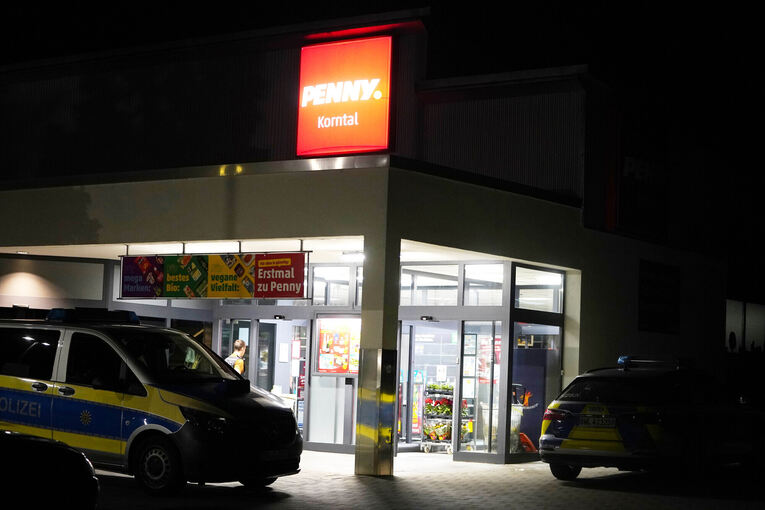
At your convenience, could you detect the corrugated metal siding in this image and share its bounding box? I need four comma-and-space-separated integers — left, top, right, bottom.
420, 91, 585, 198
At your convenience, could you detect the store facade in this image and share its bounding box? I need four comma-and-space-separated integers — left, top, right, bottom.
0, 11, 725, 475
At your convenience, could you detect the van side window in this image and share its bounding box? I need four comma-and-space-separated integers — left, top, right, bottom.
122, 361, 147, 397
66, 333, 123, 390
0, 328, 60, 380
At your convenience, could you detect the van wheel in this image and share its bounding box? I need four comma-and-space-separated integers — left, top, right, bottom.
240, 477, 277, 489
134, 436, 185, 495
549, 463, 582, 481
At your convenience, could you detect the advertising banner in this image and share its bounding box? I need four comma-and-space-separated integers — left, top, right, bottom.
121, 256, 165, 298
207, 254, 255, 299
253, 252, 306, 298
316, 318, 361, 374
119, 252, 308, 300
164, 255, 208, 298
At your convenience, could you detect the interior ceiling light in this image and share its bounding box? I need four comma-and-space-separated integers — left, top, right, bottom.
340, 251, 365, 262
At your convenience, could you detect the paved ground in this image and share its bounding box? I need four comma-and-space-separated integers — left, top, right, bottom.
95, 450, 765, 509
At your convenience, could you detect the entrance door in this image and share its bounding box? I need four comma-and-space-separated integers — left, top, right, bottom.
458, 321, 503, 454
256, 322, 275, 391
398, 320, 460, 453
257, 319, 309, 435
220, 319, 251, 377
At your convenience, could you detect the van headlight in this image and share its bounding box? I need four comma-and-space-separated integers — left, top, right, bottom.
180, 407, 228, 435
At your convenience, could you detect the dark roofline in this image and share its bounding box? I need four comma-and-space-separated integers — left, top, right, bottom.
417, 65, 589, 92
0, 8, 429, 74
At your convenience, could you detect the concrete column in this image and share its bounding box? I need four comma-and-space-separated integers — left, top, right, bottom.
355, 225, 400, 476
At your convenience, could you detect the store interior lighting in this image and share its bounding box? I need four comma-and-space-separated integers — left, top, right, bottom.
340, 251, 365, 262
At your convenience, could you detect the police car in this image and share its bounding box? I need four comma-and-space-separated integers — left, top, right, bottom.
539, 356, 762, 480
0, 308, 302, 494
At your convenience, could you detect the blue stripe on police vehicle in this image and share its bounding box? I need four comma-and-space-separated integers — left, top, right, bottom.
0, 387, 53, 428
51, 395, 182, 440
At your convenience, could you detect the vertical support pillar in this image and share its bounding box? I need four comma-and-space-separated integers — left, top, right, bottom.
355, 228, 400, 476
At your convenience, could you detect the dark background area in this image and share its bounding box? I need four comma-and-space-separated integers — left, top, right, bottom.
1, 1, 762, 301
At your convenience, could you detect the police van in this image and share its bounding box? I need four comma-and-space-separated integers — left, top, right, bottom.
0, 308, 302, 494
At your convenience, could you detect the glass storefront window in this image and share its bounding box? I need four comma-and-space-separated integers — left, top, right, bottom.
510, 322, 561, 454
355, 266, 363, 307
400, 265, 459, 306
459, 321, 501, 453
464, 264, 503, 306
291, 324, 308, 434
514, 266, 563, 313
313, 266, 351, 306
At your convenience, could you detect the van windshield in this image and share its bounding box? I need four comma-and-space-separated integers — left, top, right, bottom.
103, 327, 239, 382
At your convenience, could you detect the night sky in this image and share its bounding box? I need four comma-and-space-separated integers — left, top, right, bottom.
2, 1, 762, 299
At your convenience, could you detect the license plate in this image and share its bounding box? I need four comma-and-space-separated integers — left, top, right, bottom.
579, 414, 615, 427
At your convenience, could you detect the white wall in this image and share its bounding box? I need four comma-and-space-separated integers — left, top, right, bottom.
0, 257, 104, 305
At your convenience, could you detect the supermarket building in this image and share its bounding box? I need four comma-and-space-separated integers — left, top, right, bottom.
0, 10, 724, 475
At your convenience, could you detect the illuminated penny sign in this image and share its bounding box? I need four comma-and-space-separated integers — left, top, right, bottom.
296, 36, 392, 156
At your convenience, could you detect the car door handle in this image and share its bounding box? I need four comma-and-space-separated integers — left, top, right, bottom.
58, 386, 75, 396
31, 382, 48, 392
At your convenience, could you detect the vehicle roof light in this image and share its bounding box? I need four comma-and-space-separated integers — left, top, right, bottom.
46, 307, 140, 324
617, 355, 680, 370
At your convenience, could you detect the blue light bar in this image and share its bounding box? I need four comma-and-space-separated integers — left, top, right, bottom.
46, 308, 139, 324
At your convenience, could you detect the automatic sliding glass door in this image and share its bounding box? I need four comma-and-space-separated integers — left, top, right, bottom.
459, 321, 502, 454
397, 321, 460, 452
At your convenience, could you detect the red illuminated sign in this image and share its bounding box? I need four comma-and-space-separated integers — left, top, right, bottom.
297, 36, 392, 157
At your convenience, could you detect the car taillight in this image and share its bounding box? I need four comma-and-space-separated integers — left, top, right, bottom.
543, 408, 567, 421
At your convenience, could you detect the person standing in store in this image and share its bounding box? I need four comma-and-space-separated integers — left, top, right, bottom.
225, 339, 247, 375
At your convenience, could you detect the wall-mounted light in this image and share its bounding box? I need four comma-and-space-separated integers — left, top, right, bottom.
274, 314, 286, 320
420, 315, 437, 322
